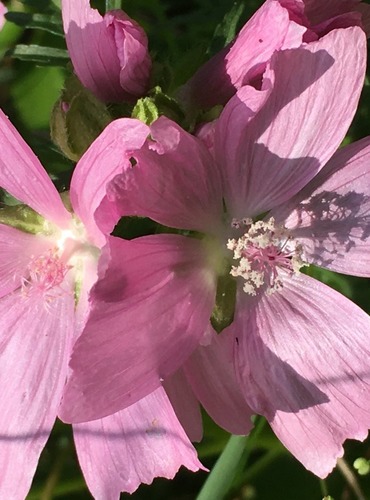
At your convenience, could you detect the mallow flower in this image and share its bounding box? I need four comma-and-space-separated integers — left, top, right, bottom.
61, 0, 151, 103
181, 0, 370, 110
60, 27, 370, 477
0, 110, 202, 498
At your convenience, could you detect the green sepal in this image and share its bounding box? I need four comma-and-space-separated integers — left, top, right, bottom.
211, 272, 237, 333
132, 97, 159, 125
199, 104, 223, 124
0, 204, 46, 234
50, 74, 112, 161
132, 86, 185, 125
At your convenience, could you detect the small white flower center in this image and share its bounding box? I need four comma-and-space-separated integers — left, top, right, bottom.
227, 217, 308, 295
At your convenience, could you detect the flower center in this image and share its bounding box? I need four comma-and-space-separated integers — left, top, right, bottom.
227, 217, 308, 295
22, 216, 99, 304
22, 249, 70, 298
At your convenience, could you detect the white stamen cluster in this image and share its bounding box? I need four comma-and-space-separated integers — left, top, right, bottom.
227, 217, 307, 295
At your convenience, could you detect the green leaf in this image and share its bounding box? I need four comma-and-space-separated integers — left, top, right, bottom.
208, 1, 245, 55
11, 65, 65, 128
5, 12, 64, 36
10, 44, 69, 65
17, 0, 52, 9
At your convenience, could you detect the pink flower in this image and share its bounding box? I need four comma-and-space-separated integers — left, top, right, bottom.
0, 110, 202, 497
61, 0, 151, 103
0, 2, 7, 31
60, 27, 370, 477
181, 0, 370, 110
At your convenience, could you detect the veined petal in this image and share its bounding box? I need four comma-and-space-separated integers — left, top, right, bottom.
184, 329, 254, 435
0, 109, 71, 227
163, 368, 203, 442
59, 234, 216, 423
273, 136, 370, 276
233, 273, 370, 478
0, 225, 53, 299
109, 116, 224, 234
181, 0, 306, 109
0, 290, 74, 497
215, 84, 272, 208
219, 27, 366, 218
70, 118, 149, 247
73, 387, 204, 498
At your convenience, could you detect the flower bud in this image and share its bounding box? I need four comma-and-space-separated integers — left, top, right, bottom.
61, 0, 151, 103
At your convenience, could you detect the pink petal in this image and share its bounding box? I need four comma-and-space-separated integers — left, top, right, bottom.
0, 1, 7, 31
214, 84, 272, 217
163, 368, 203, 442
218, 27, 366, 218
108, 116, 224, 234
61, 0, 150, 102
273, 136, 370, 276
184, 329, 254, 435
0, 109, 71, 227
181, 0, 306, 109
70, 118, 149, 247
73, 387, 204, 497
59, 234, 216, 423
195, 120, 216, 154
0, 225, 53, 298
0, 290, 74, 497
233, 273, 370, 477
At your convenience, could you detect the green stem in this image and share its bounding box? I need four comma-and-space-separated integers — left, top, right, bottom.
196, 418, 267, 500
337, 458, 366, 500
320, 479, 329, 497
105, 0, 121, 11
196, 435, 249, 500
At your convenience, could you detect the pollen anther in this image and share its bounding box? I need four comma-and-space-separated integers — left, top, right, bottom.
227, 217, 307, 295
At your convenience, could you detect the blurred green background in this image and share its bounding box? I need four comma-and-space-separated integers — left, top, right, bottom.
1, 0, 370, 498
